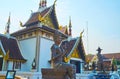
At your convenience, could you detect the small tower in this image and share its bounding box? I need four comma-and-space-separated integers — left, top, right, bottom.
68, 16, 72, 36
5, 13, 11, 34
38, 0, 47, 12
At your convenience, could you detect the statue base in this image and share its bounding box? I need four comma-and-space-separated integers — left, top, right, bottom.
41, 68, 67, 79
31, 69, 37, 72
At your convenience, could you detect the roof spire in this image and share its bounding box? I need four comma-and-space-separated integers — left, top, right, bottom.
54, 0, 57, 5
80, 29, 84, 38
39, 0, 42, 7
68, 16, 72, 36
39, 0, 47, 8
5, 13, 11, 34
38, 0, 47, 12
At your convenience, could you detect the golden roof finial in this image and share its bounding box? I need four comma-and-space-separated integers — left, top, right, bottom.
39, 0, 47, 7
80, 29, 84, 37
54, 0, 57, 5
4, 50, 9, 60
19, 21, 23, 27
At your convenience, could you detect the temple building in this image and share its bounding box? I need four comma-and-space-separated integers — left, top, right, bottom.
0, 14, 26, 71
0, 0, 86, 73
60, 33, 86, 73
86, 52, 120, 71
0, 34, 26, 71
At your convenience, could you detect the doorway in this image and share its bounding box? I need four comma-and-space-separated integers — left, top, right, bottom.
70, 60, 81, 73
0, 57, 3, 71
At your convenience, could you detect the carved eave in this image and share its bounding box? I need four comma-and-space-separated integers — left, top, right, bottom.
11, 25, 68, 39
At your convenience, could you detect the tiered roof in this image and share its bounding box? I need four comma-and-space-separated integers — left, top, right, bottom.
24, 4, 59, 29
0, 34, 26, 62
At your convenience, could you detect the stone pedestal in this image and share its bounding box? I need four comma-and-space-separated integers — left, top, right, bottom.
94, 73, 111, 79
41, 68, 67, 79
31, 69, 37, 72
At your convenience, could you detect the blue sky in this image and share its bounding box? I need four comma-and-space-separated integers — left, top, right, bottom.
0, 0, 120, 54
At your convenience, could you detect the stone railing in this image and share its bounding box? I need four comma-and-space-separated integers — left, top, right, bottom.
76, 74, 95, 79
0, 71, 42, 79
16, 71, 42, 79
0, 71, 95, 79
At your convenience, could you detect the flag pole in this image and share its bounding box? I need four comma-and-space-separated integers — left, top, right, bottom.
86, 21, 89, 54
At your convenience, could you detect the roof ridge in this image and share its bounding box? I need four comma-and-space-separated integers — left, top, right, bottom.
41, 5, 53, 19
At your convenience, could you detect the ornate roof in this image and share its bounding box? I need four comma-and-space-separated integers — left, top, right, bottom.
24, 4, 59, 29
0, 34, 26, 62
59, 26, 68, 35
60, 36, 86, 61
60, 38, 77, 56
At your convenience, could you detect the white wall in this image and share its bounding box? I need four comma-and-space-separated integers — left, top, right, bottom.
7, 62, 13, 70
19, 37, 37, 71
38, 37, 54, 71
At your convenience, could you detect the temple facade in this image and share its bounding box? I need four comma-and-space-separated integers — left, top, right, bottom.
0, 0, 86, 73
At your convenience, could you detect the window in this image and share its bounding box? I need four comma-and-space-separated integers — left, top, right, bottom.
14, 62, 21, 70
70, 58, 84, 74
